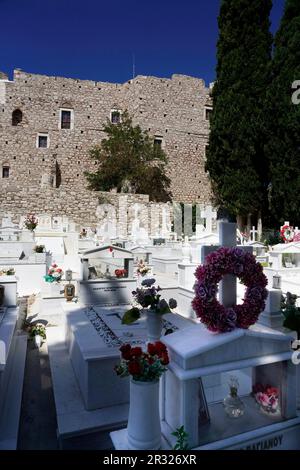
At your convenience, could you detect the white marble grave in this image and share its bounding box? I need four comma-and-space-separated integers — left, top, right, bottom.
79, 245, 136, 306
161, 323, 299, 450
0, 276, 26, 449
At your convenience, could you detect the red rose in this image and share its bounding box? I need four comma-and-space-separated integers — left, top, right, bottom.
147, 343, 157, 355
109, 247, 113, 253
160, 352, 169, 365
128, 361, 141, 376
130, 347, 143, 358
154, 341, 167, 354
120, 344, 131, 360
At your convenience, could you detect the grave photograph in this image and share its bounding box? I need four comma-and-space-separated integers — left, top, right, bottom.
0, 0, 299, 463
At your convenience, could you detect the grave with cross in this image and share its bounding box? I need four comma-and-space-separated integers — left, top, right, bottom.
159, 220, 299, 449
200, 220, 253, 309
250, 226, 259, 242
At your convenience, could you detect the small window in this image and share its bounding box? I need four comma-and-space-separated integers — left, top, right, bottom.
110, 110, 121, 124
59, 108, 73, 130
37, 134, 49, 148
61, 110, 71, 129
2, 166, 9, 178
154, 137, 163, 149
205, 107, 213, 121
12, 109, 23, 126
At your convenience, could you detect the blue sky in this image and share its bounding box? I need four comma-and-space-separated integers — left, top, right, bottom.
1, 0, 285, 85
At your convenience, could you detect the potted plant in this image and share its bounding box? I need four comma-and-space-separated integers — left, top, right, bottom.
29, 323, 46, 348
33, 244, 46, 262
44, 263, 64, 295
115, 341, 169, 450
122, 278, 177, 341
24, 213, 38, 232
136, 259, 151, 277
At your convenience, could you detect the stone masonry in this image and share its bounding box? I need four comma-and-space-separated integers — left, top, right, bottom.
0, 69, 212, 224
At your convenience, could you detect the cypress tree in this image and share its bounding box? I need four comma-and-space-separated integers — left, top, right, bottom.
266, 0, 300, 224
206, 0, 273, 226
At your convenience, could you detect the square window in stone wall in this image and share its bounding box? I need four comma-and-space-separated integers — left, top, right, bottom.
154, 136, 164, 149
37, 133, 49, 149
2, 166, 9, 178
59, 108, 74, 130
205, 107, 213, 121
110, 109, 121, 124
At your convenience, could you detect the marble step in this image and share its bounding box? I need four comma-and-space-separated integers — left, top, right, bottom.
0, 334, 27, 450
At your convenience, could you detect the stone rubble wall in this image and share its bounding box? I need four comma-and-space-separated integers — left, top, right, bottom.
0, 69, 212, 223
0, 185, 173, 237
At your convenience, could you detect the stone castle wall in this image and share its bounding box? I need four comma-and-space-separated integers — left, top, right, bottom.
0, 69, 212, 224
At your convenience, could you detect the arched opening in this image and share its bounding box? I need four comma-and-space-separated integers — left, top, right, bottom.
12, 109, 23, 126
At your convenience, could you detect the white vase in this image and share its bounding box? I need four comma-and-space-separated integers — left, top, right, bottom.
34, 334, 42, 348
127, 379, 161, 450
146, 309, 163, 343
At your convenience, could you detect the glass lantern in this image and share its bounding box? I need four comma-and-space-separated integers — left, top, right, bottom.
223, 376, 245, 419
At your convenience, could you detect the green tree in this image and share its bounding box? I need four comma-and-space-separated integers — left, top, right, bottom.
205, 0, 273, 226
265, 0, 300, 224
85, 111, 171, 202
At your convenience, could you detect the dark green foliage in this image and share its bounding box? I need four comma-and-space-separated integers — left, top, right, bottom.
262, 229, 283, 246
281, 292, 300, 337
206, 0, 273, 218
265, 0, 300, 224
85, 111, 171, 202
171, 425, 190, 450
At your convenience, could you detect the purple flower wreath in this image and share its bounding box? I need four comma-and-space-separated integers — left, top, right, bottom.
192, 247, 268, 333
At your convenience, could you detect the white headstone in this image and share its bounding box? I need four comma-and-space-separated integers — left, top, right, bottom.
200, 206, 217, 234
52, 216, 63, 231
37, 215, 52, 231
1, 215, 14, 228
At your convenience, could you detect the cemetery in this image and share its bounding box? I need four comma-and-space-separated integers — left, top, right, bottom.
0, 0, 299, 459
0, 205, 299, 452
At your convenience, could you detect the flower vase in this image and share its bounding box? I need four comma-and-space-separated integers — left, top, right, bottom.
34, 334, 42, 348
127, 379, 161, 450
146, 309, 163, 343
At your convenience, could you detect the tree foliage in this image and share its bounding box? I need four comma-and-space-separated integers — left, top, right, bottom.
85, 112, 171, 202
265, 0, 300, 224
205, 0, 273, 219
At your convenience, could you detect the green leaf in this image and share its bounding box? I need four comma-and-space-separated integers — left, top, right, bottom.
121, 307, 140, 325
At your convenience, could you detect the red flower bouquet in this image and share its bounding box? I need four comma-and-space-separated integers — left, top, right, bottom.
24, 213, 38, 232
252, 383, 280, 415
115, 341, 169, 382
115, 268, 127, 278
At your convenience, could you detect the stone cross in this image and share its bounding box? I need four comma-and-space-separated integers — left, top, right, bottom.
200, 221, 253, 308
250, 226, 258, 242
200, 205, 217, 234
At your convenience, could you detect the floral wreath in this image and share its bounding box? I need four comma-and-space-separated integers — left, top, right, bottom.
192, 247, 268, 333
280, 225, 294, 243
